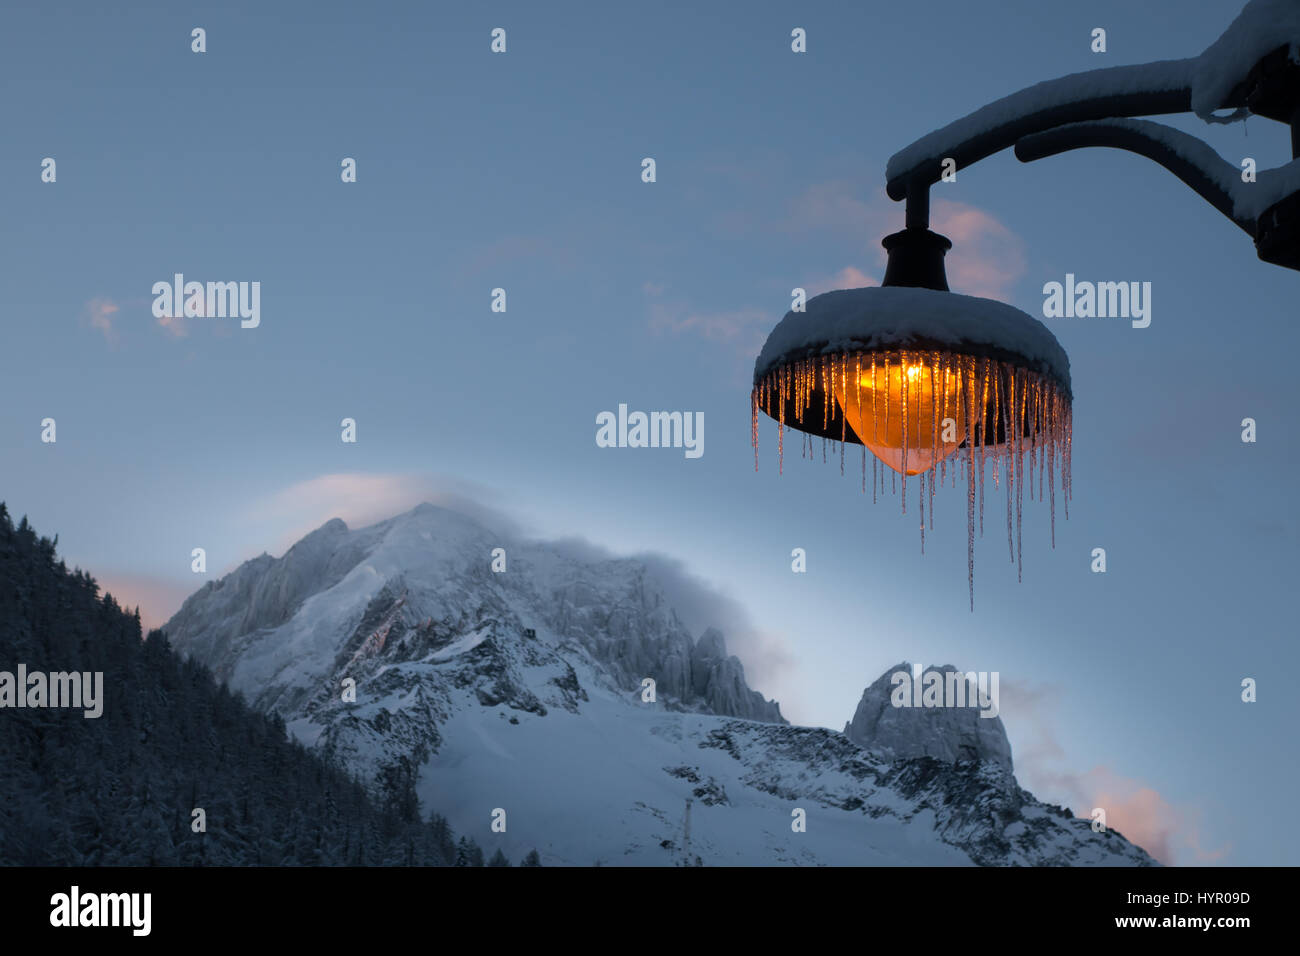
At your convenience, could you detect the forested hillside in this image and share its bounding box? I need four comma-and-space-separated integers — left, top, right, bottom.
0, 503, 529, 866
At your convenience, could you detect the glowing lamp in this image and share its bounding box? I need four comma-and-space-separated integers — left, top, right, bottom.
751, 227, 1073, 606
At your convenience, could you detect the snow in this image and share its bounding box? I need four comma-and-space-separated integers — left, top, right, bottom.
430, 627, 492, 662
165, 502, 1154, 867
887, 0, 1300, 185
1192, 0, 1300, 122
886, 60, 1193, 186
753, 286, 1071, 394
1039, 117, 1300, 222
420, 688, 974, 867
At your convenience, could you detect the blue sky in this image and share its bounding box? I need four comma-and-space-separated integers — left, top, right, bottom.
2, 0, 1296, 865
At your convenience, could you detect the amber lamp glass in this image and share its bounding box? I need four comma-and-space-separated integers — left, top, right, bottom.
832, 351, 967, 475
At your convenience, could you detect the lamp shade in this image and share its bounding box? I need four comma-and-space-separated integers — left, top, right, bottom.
751, 285, 1073, 605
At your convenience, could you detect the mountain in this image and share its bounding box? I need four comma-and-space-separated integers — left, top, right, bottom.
0, 503, 496, 866
165, 503, 1156, 866
845, 663, 1015, 770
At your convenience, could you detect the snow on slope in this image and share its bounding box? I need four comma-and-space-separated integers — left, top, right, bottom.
165, 503, 1155, 866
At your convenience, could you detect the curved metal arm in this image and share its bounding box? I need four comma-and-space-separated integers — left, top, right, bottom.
1014, 119, 1255, 235
885, 59, 1208, 201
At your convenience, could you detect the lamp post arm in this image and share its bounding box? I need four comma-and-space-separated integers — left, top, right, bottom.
1013, 118, 1256, 235
884, 59, 1209, 203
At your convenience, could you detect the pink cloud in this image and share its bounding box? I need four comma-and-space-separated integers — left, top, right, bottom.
156, 292, 208, 337
92, 572, 196, 632
931, 199, 1026, 300
157, 312, 188, 337
804, 266, 879, 297
83, 297, 121, 344
1031, 764, 1231, 865
641, 183, 1027, 366
780, 182, 1026, 300
1001, 678, 1229, 865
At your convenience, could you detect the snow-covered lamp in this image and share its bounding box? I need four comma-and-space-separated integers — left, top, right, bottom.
751, 221, 1073, 605
751, 0, 1300, 608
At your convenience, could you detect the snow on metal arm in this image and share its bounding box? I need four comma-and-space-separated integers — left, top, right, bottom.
884, 59, 1199, 201
1013, 118, 1255, 234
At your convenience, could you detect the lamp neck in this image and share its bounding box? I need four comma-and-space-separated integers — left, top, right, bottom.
881, 227, 952, 291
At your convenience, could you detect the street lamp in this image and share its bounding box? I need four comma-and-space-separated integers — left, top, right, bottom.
752, 0, 1300, 608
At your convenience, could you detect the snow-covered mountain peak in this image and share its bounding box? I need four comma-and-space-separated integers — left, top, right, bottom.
844, 662, 1014, 772
166, 503, 784, 724
163, 506, 1153, 866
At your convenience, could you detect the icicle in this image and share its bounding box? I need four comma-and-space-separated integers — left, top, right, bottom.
755, 354, 1071, 611
1006, 367, 1015, 565
842, 354, 851, 480
1064, 402, 1072, 518
1016, 369, 1027, 582
918, 469, 925, 554
1027, 381, 1037, 503
977, 358, 989, 536
1036, 381, 1045, 503
938, 359, 948, 489
854, 353, 863, 449
990, 367, 1001, 493
900, 349, 909, 515
881, 353, 888, 474
964, 357, 977, 611
928, 359, 938, 529
821, 356, 829, 434
869, 353, 878, 504
1048, 387, 1057, 548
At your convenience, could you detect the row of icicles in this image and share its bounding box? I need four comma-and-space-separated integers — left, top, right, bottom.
751, 349, 1072, 609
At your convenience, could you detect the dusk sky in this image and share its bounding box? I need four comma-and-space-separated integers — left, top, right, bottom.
2, 0, 1295, 865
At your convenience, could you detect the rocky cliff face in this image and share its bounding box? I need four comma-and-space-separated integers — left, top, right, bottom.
165, 504, 784, 725
844, 662, 1014, 772
164, 504, 1153, 866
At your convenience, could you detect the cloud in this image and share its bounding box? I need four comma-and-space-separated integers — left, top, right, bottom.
156, 294, 205, 338
456, 235, 577, 279
83, 297, 121, 344
638, 552, 798, 707
1000, 678, 1229, 864
542, 539, 798, 711
92, 572, 196, 633
647, 183, 1024, 367
931, 199, 1026, 300
243, 472, 798, 710
804, 266, 879, 298
780, 182, 1026, 300
784, 179, 881, 235
647, 302, 773, 358
157, 312, 188, 337
245, 472, 526, 553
